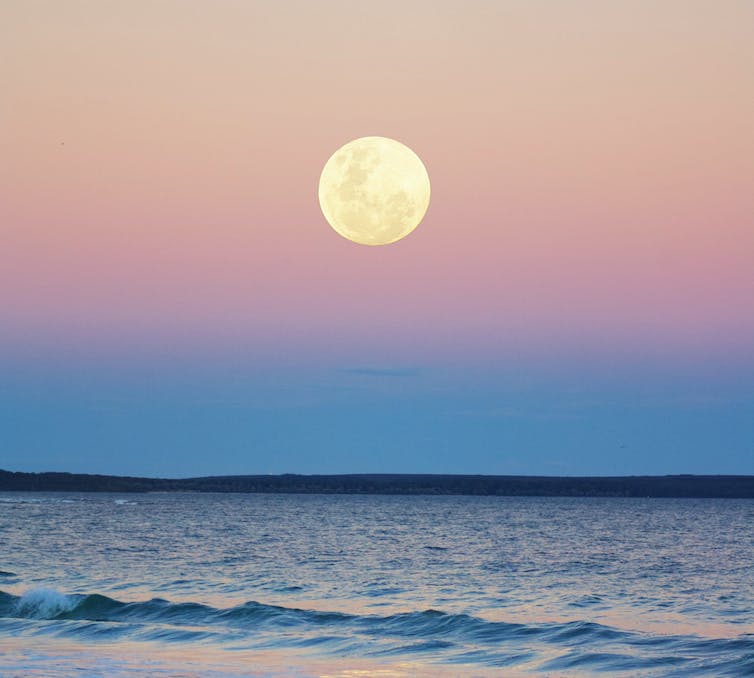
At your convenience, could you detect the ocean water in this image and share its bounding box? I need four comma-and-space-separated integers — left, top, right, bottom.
1, 492, 753, 676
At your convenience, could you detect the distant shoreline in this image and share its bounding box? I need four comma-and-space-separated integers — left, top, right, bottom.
1, 470, 753, 498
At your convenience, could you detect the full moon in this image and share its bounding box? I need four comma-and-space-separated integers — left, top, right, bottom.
318, 136, 431, 246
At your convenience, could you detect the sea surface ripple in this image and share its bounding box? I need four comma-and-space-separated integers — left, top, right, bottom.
1, 493, 753, 676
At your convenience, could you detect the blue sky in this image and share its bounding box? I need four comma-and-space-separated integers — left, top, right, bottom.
3, 357, 752, 477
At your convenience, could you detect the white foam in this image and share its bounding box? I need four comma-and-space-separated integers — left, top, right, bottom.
16, 588, 77, 618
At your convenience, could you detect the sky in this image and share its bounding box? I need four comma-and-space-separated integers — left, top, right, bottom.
1, 0, 752, 477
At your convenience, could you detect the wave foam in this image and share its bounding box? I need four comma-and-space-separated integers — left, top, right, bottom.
15, 588, 78, 619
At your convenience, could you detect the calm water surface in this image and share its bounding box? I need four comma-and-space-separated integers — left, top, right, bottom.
1, 493, 753, 676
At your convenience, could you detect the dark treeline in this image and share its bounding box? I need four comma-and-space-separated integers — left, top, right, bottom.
1, 470, 753, 497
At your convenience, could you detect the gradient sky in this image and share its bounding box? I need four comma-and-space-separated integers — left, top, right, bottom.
2, 1, 753, 476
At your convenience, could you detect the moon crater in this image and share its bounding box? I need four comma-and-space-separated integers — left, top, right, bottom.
318, 136, 430, 246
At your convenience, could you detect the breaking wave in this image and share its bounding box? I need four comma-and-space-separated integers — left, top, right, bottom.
2, 588, 753, 674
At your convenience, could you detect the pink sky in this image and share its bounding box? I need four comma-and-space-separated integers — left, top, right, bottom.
2, 0, 753, 367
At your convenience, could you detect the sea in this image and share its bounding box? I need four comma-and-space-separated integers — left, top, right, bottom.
1, 492, 753, 676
